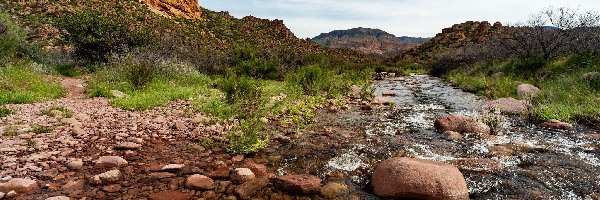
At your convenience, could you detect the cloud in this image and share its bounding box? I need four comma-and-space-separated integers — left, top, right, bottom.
200, 0, 600, 38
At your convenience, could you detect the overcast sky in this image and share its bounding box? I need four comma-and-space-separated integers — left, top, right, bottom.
199, 0, 600, 38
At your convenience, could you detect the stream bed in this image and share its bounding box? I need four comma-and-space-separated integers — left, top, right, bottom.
263, 75, 600, 199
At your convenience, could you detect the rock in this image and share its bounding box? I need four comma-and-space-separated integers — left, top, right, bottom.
95, 156, 128, 168
361, 104, 373, 110
150, 172, 177, 179
449, 158, 502, 173
102, 184, 122, 193
538, 119, 574, 131
5, 191, 16, 198
0, 178, 38, 193
149, 191, 193, 200
491, 72, 505, 78
173, 121, 187, 130
61, 179, 84, 191
487, 98, 531, 114
115, 142, 142, 150
382, 91, 398, 96
442, 130, 464, 140
142, 0, 203, 20
0, 192, 4, 199
90, 169, 122, 185
162, 164, 185, 171
66, 160, 83, 170
517, 84, 541, 98
49, 110, 63, 118
243, 161, 270, 178
583, 72, 600, 79
234, 179, 270, 200
371, 97, 388, 105
350, 85, 362, 99
185, 174, 214, 190
45, 196, 72, 200
230, 168, 255, 184
320, 182, 349, 198
231, 155, 244, 162
71, 126, 86, 136
271, 174, 321, 194
434, 114, 491, 136
372, 157, 469, 199
110, 90, 129, 98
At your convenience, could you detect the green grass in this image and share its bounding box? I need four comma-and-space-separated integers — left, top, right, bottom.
2, 126, 19, 136
40, 106, 73, 118
0, 107, 11, 117
32, 125, 53, 134
0, 61, 66, 105
446, 54, 600, 125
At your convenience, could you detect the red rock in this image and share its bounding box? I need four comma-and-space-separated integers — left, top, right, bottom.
271, 174, 321, 194
185, 174, 214, 190
90, 170, 122, 185
234, 178, 270, 200
487, 98, 531, 114
231, 155, 244, 162
538, 119, 574, 131
149, 191, 193, 200
95, 156, 128, 168
243, 161, 270, 178
382, 91, 398, 96
372, 157, 469, 199
230, 168, 255, 184
102, 184, 122, 193
206, 166, 230, 179
434, 114, 491, 136
0, 178, 38, 193
371, 97, 388, 105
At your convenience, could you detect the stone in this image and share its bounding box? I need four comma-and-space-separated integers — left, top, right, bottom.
517, 84, 541, 98
372, 157, 469, 199
150, 172, 177, 179
115, 142, 142, 150
443, 130, 464, 140
434, 114, 491, 136
185, 174, 214, 190
45, 196, 72, 200
583, 72, 600, 79
243, 161, 270, 178
162, 164, 185, 171
230, 168, 256, 184
538, 119, 574, 131
90, 170, 122, 185
487, 98, 531, 114
110, 90, 129, 98
491, 72, 505, 78
102, 184, 122, 193
234, 179, 270, 200
49, 110, 63, 118
371, 97, 388, 105
382, 91, 398, 96
0, 192, 4, 199
66, 160, 83, 170
361, 104, 373, 110
449, 158, 502, 173
350, 85, 362, 99
149, 191, 193, 200
320, 182, 349, 198
62, 179, 84, 191
231, 155, 244, 162
5, 191, 16, 198
95, 156, 128, 168
271, 174, 321, 194
143, 0, 203, 20
71, 126, 86, 136
0, 178, 38, 193
173, 121, 187, 130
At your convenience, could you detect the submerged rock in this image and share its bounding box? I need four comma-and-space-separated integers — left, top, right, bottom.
434, 114, 491, 136
538, 119, 574, 131
320, 182, 349, 198
372, 157, 469, 199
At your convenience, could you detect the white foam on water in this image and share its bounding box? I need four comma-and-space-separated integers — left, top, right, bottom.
407, 144, 457, 162
326, 152, 367, 171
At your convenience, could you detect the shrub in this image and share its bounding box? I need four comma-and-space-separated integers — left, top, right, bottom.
219, 76, 264, 118
286, 65, 327, 96
32, 125, 53, 134
0, 107, 11, 117
54, 64, 97, 77
226, 119, 269, 155
0, 13, 26, 61
56, 9, 154, 63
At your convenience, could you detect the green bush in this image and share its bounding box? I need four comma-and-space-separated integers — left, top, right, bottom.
0, 107, 11, 117
0, 13, 26, 61
226, 119, 269, 155
230, 45, 280, 79
286, 65, 327, 96
219, 76, 264, 118
56, 9, 154, 63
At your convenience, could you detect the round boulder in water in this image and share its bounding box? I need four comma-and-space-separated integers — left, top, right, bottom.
434, 114, 491, 137
372, 157, 469, 200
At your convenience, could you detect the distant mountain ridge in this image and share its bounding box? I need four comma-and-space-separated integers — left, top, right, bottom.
311, 27, 430, 55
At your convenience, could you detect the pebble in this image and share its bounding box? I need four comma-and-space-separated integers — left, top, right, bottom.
90, 170, 122, 185
321, 182, 349, 198
45, 196, 72, 200
185, 174, 214, 190
95, 156, 128, 168
161, 164, 185, 171
66, 160, 83, 170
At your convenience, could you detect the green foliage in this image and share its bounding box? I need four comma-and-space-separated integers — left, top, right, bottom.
195, 96, 236, 119
285, 65, 327, 96
54, 64, 96, 77
56, 9, 154, 63
0, 61, 65, 105
32, 125, 53, 134
197, 138, 218, 149
226, 119, 269, 155
2, 126, 19, 137
231, 45, 280, 79
40, 106, 73, 118
218, 76, 264, 118
0, 107, 11, 117
0, 13, 26, 61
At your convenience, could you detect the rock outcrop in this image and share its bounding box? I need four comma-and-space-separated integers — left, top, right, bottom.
312, 27, 426, 55
141, 0, 202, 19
372, 157, 469, 199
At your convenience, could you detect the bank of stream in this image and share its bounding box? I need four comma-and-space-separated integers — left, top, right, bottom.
262, 75, 600, 199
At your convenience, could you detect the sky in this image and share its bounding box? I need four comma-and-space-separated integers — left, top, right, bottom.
199, 0, 600, 38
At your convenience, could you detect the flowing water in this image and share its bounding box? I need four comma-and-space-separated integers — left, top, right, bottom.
264, 75, 600, 199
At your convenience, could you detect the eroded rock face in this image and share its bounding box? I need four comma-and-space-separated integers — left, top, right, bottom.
372, 157, 469, 199
141, 0, 202, 19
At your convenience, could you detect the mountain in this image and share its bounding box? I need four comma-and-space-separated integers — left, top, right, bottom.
390, 21, 503, 63
312, 27, 428, 55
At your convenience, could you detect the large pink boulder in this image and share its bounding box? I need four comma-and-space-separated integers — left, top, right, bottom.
487, 98, 531, 114
434, 114, 491, 136
517, 84, 541, 98
372, 157, 469, 199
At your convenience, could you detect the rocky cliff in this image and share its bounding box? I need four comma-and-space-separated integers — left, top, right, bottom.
141, 0, 202, 19
312, 28, 424, 55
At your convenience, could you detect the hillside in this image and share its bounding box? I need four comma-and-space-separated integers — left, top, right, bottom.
390, 21, 503, 63
312, 27, 426, 55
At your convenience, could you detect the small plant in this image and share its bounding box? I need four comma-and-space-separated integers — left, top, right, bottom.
40, 106, 73, 118
32, 125, 53, 134
0, 107, 11, 117
2, 126, 19, 136
226, 119, 269, 155
122, 61, 155, 88
360, 85, 376, 101
219, 76, 264, 119
483, 113, 503, 134
26, 138, 36, 147
197, 138, 218, 149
